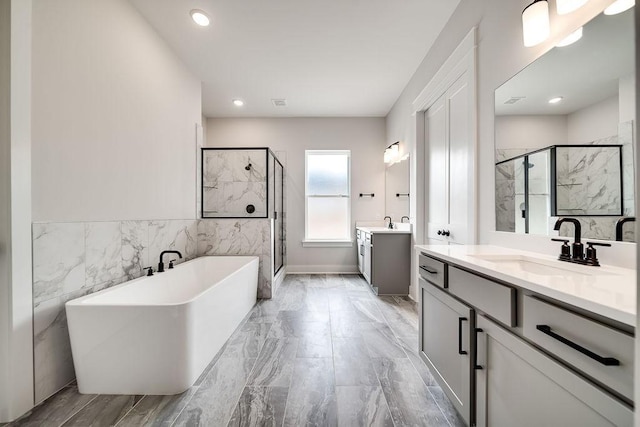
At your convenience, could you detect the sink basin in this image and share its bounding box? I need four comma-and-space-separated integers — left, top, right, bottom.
468, 254, 616, 277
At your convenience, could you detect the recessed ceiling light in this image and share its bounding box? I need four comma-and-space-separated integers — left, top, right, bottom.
556, 27, 583, 47
190, 9, 210, 26
548, 97, 564, 104
233, 99, 244, 107
604, 0, 634, 15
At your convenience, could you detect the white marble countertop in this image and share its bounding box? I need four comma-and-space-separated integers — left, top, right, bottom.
357, 226, 411, 234
415, 244, 636, 327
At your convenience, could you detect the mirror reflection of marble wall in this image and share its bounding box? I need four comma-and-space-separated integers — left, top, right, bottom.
494, 8, 635, 242
385, 156, 410, 221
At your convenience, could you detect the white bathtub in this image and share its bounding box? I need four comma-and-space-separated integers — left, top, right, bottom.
66, 256, 259, 395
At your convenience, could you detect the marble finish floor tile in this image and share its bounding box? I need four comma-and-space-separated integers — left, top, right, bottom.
283, 358, 337, 427
15, 274, 460, 427
227, 387, 288, 427
336, 386, 394, 427
61, 395, 142, 426
9, 385, 96, 427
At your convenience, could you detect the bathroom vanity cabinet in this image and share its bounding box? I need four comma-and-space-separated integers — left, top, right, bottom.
356, 227, 410, 295
417, 245, 634, 427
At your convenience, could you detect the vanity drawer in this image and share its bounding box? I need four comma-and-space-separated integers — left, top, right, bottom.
418, 253, 447, 288
448, 267, 516, 327
356, 229, 361, 239
523, 295, 634, 401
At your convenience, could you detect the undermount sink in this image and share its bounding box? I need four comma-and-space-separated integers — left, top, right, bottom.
468, 254, 616, 277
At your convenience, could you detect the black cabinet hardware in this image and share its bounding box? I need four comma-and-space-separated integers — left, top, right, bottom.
437, 230, 442, 235
420, 265, 437, 274
458, 317, 468, 355
536, 325, 620, 366
359, 193, 375, 198
443, 230, 450, 237
474, 328, 484, 369
396, 193, 410, 197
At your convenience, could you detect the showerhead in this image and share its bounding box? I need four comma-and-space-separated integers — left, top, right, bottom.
245, 163, 252, 171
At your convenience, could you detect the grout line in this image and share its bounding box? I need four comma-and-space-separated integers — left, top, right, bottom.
57, 394, 99, 427
113, 395, 148, 427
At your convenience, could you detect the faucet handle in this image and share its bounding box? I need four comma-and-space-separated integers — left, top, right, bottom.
143, 266, 154, 276
585, 242, 611, 267
168, 259, 177, 269
551, 238, 571, 260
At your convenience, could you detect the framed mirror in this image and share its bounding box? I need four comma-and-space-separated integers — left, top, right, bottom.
385, 155, 410, 221
494, 7, 635, 242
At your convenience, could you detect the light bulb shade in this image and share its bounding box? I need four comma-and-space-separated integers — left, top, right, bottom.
523, 0, 550, 47
556, 0, 588, 15
604, 0, 635, 15
384, 149, 392, 164
556, 26, 583, 47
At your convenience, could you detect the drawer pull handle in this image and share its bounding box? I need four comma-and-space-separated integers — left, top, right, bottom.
474, 328, 484, 369
536, 325, 620, 366
420, 265, 438, 274
458, 317, 468, 355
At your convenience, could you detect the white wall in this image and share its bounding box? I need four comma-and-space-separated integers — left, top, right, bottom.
31, 0, 202, 222
0, 0, 34, 422
567, 95, 619, 143
385, 0, 624, 299
620, 73, 636, 123
206, 118, 386, 272
495, 115, 568, 150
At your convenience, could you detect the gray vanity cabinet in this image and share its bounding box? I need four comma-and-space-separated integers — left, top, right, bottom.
475, 315, 632, 427
420, 278, 473, 425
360, 231, 410, 295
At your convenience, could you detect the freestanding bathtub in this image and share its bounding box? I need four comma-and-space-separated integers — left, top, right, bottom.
66, 256, 259, 395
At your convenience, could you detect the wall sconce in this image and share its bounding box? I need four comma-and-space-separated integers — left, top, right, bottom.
556, 0, 588, 15
604, 0, 635, 15
384, 142, 400, 164
522, 0, 550, 47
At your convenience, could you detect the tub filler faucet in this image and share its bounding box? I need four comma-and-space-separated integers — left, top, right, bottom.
158, 250, 183, 273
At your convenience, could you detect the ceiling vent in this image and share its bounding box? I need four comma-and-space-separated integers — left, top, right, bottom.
504, 96, 526, 105
271, 99, 287, 107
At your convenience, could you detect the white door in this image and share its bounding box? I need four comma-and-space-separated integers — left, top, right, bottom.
424, 72, 473, 245
425, 93, 448, 244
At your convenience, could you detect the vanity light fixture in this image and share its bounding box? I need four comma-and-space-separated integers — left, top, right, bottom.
556, 27, 583, 47
522, 0, 551, 47
190, 9, 210, 27
384, 142, 400, 164
233, 99, 244, 107
556, 0, 588, 15
548, 96, 564, 104
604, 0, 635, 15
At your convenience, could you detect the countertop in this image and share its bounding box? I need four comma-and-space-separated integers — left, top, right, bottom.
415, 244, 636, 327
357, 226, 411, 235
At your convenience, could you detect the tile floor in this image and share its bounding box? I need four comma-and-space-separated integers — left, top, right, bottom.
7, 274, 464, 427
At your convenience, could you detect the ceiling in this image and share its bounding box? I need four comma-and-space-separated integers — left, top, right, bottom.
129, 0, 461, 118
495, 8, 634, 116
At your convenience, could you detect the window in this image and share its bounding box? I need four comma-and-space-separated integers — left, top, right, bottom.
305, 150, 351, 244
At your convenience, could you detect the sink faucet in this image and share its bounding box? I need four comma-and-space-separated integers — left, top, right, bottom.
401, 216, 410, 223
553, 218, 583, 260
158, 250, 183, 273
384, 216, 393, 229
615, 217, 635, 241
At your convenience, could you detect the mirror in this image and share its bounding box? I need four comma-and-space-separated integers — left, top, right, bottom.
385, 155, 410, 221
494, 7, 635, 242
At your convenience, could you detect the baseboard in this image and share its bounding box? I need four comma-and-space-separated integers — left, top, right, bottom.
286, 264, 359, 274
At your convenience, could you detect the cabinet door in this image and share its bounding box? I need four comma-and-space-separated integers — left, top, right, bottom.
475, 316, 632, 427
425, 93, 449, 243
363, 234, 372, 283
420, 279, 472, 425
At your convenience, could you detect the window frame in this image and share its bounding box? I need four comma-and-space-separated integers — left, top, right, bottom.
304, 149, 352, 246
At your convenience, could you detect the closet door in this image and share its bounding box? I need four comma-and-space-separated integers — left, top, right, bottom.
426, 94, 448, 244
447, 72, 472, 244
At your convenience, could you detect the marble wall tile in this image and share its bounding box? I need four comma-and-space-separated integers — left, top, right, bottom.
198, 219, 266, 256
149, 220, 197, 267
85, 222, 123, 288
495, 162, 516, 233
33, 223, 86, 304
34, 287, 89, 403
121, 220, 150, 280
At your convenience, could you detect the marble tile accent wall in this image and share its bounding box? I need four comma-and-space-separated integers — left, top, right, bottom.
203, 150, 268, 217
33, 219, 197, 404
495, 161, 516, 232
197, 218, 275, 298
